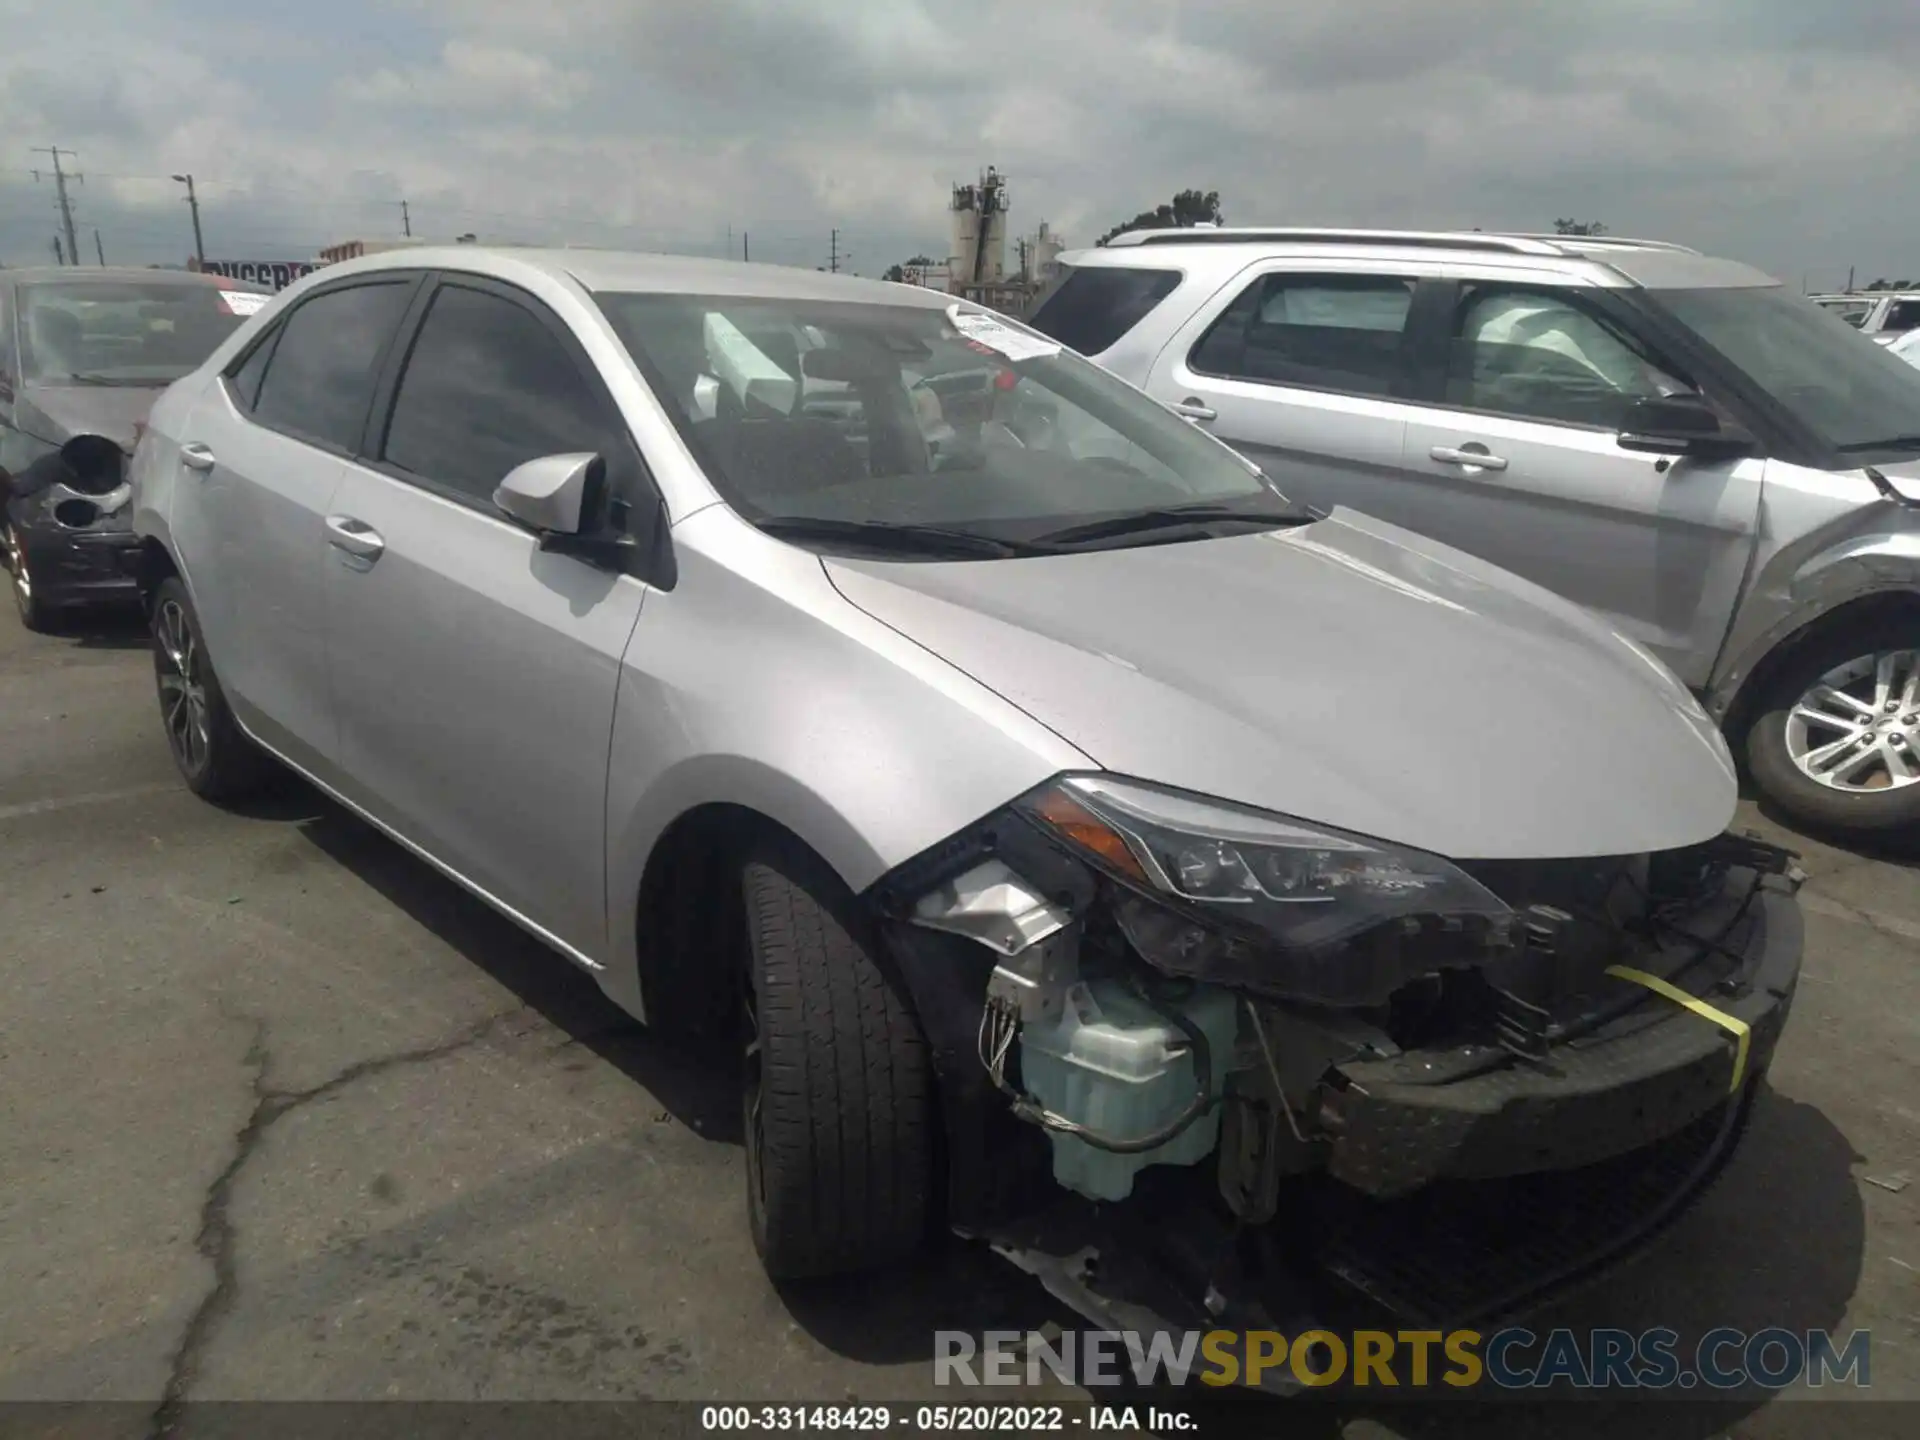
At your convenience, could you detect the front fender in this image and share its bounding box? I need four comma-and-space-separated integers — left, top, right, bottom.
1708, 524, 1920, 719
597, 510, 1091, 1019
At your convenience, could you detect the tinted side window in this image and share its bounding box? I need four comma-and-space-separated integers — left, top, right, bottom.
1027, 265, 1182, 354
253, 282, 413, 452
0, 285, 15, 387
381, 284, 615, 503
1445, 285, 1695, 429
1884, 299, 1920, 332
225, 325, 280, 411
1190, 274, 1415, 396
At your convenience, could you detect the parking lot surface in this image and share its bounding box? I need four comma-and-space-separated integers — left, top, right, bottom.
1, 604, 1916, 1439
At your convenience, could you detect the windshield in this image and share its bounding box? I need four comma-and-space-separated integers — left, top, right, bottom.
1652, 285, 1920, 457
595, 293, 1296, 553
19, 280, 254, 386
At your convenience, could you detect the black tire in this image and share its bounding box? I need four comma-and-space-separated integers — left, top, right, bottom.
150, 576, 276, 801
7, 522, 57, 633
741, 839, 934, 1280
1746, 618, 1920, 834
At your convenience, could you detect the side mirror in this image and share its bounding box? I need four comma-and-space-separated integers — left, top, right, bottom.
1617, 395, 1755, 458
494, 452, 602, 536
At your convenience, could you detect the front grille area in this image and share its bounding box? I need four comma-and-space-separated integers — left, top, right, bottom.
1309, 1093, 1747, 1328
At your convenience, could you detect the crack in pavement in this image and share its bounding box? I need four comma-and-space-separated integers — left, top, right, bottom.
147, 1006, 527, 1439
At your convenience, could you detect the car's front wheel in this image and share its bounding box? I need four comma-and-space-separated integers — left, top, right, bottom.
150, 577, 275, 801
7, 522, 56, 633
1747, 620, 1920, 833
740, 838, 934, 1280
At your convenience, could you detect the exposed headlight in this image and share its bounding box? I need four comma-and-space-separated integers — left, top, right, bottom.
1014, 775, 1515, 1004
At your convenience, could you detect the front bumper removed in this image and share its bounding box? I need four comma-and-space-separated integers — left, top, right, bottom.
947, 877, 1802, 1350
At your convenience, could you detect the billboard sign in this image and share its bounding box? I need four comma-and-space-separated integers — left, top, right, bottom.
196, 259, 320, 291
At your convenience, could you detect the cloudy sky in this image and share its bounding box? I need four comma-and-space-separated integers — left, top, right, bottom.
3, 0, 1917, 287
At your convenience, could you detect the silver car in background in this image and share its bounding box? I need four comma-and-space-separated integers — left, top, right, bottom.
1034, 228, 1920, 837
129, 248, 1801, 1345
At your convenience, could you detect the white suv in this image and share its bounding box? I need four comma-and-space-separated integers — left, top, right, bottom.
1030, 227, 1920, 838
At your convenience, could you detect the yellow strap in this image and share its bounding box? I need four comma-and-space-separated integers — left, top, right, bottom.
1605, 964, 1750, 1095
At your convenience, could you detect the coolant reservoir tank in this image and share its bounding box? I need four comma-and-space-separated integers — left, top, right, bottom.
1017, 980, 1238, 1202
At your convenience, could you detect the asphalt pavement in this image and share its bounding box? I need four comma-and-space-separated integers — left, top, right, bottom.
1, 601, 1916, 1439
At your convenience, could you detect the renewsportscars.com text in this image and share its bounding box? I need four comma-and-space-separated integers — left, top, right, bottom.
935, 1327, 1871, 1391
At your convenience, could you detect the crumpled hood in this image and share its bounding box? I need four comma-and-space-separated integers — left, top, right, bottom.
17, 383, 166, 452
826, 509, 1737, 860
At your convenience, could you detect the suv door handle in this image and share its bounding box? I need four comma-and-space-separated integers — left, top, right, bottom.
1428, 445, 1509, 472
325, 515, 386, 562
179, 443, 217, 472
1168, 397, 1218, 422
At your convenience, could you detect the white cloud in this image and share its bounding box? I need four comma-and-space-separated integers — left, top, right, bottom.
2, 0, 1918, 287
340, 40, 587, 112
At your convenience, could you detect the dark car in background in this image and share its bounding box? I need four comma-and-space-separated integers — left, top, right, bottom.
1, 268, 267, 630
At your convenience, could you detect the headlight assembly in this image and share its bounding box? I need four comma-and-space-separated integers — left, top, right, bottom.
1013, 775, 1517, 1005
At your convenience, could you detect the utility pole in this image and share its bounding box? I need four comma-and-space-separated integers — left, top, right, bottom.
52, 235, 64, 266
742, 232, 749, 263
398, 199, 411, 237
1847, 265, 1857, 293
31, 147, 83, 267
172, 174, 206, 267
94, 228, 105, 265
829, 229, 848, 274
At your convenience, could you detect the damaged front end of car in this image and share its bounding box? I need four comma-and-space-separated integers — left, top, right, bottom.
866, 775, 1804, 1378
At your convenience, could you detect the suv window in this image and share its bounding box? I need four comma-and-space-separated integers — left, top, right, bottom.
1884, 299, 1920, 332
381, 282, 617, 504
1444, 285, 1694, 428
1027, 265, 1182, 355
1816, 299, 1874, 329
253, 281, 413, 452
1189, 274, 1415, 397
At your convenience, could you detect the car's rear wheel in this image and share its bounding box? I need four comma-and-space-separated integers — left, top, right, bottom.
151, 577, 275, 801
740, 837, 934, 1280
1746, 621, 1920, 833
7, 522, 56, 633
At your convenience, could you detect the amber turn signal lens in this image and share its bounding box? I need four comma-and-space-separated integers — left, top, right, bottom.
1030, 787, 1150, 885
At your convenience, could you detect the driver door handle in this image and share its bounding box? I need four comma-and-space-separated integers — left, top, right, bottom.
179, 443, 217, 472
1429, 445, 1509, 472
325, 515, 386, 562
1168, 397, 1217, 422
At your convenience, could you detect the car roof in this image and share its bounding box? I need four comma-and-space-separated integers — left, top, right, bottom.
307, 246, 960, 309
1810, 291, 1920, 301
3, 266, 269, 292
1062, 227, 1778, 291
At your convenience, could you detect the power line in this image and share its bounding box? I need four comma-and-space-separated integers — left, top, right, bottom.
30, 146, 83, 267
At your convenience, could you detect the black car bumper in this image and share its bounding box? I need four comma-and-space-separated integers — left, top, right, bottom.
970, 882, 1803, 1345
12, 512, 142, 606
1322, 887, 1801, 1197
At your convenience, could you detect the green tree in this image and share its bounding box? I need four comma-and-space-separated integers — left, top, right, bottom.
1552, 218, 1608, 236
1098, 190, 1224, 245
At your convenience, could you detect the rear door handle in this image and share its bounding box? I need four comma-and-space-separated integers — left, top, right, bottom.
1428, 445, 1509, 472
324, 515, 386, 562
1168, 397, 1218, 422
179, 443, 217, 472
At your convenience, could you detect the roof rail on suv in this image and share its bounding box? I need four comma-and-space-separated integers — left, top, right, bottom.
1103, 227, 1567, 255
1101, 227, 1701, 258
1502, 233, 1703, 255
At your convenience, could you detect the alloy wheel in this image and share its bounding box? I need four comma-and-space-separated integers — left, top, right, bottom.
741, 985, 768, 1221
155, 597, 212, 774
1783, 648, 1920, 793
6, 525, 28, 609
